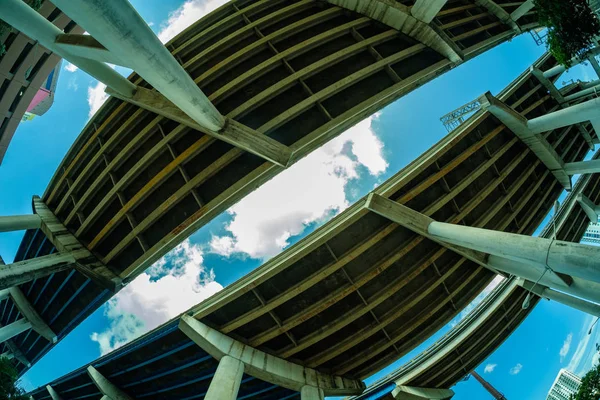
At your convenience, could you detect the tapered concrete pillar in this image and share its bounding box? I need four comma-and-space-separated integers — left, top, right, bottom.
427, 221, 600, 284
46, 385, 64, 400
527, 97, 600, 133
392, 385, 454, 399
563, 83, 600, 102
205, 355, 244, 400
519, 279, 600, 316
0, 319, 32, 343
577, 194, 600, 222
0, 0, 136, 97
411, 0, 448, 23
510, 0, 533, 21
564, 159, 600, 175
543, 47, 600, 78
87, 365, 133, 400
52, 0, 225, 132
301, 386, 325, 400
0, 215, 41, 232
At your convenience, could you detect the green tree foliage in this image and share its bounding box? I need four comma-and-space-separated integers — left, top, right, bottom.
535, 0, 600, 67
569, 362, 600, 400
0, 357, 28, 400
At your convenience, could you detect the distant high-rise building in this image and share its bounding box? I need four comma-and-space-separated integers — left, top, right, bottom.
582, 221, 600, 244
547, 369, 582, 400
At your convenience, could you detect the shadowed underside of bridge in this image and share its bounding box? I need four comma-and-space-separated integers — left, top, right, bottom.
25, 50, 597, 398
352, 167, 600, 399
187, 52, 594, 380
405, 175, 600, 390
10, 0, 540, 375
28, 319, 301, 400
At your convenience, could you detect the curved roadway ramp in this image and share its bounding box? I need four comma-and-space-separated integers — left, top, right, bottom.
27, 52, 598, 399
5, 0, 540, 374
349, 168, 600, 399
0, 0, 82, 164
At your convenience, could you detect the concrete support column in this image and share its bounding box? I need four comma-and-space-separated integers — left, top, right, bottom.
392, 385, 454, 399
510, 0, 533, 21
563, 83, 600, 102
564, 159, 600, 175
87, 365, 133, 400
411, 0, 448, 23
0, 215, 41, 232
527, 97, 600, 133
519, 279, 600, 316
0, 319, 32, 343
52, 0, 225, 132
205, 355, 244, 400
543, 47, 600, 78
544, 288, 600, 316
576, 194, 600, 222
46, 385, 64, 400
427, 221, 600, 284
301, 385, 325, 400
0, 0, 136, 98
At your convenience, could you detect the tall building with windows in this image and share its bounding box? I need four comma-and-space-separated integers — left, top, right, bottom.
547, 369, 582, 400
582, 221, 600, 244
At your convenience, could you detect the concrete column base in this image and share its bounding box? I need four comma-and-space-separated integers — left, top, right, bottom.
301, 385, 325, 400
206, 355, 245, 400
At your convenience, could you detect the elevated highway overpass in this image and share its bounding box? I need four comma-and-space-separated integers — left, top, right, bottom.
350, 165, 600, 399
0, 0, 544, 374
25, 49, 600, 399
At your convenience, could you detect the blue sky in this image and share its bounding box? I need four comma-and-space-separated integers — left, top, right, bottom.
1, 1, 599, 398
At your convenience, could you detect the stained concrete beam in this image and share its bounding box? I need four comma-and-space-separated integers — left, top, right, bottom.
0, 215, 41, 232
178, 315, 365, 396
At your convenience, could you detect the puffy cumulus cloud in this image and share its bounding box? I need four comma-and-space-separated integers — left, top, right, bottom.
87, 81, 108, 119
158, 0, 230, 43
209, 115, 387, 259
484, 363, 497, 374
64, 62, 78, 73
90, 240, 223, 355
509, 363, 523, 375
450, 275, 505, 328
560, 333, 573, 362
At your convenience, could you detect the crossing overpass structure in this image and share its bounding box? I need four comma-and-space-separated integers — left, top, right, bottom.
25, 47, 600, 399
0, 0, 81, 164
350, 165, 600, 399
0, 0, 543, 375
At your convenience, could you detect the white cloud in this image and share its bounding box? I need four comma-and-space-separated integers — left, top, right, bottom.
450, 275, 505, 327
484, 363, 497, 374
64, 62, 78, 73
157, 0, 230, 43
67, 76, 78, 91
209, 115, 387, 259
560, 333, 573, 362
87, 81, 108, 119
90, 240, 223, 355
509, 363, 523, 375
568, 315, 600, 376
